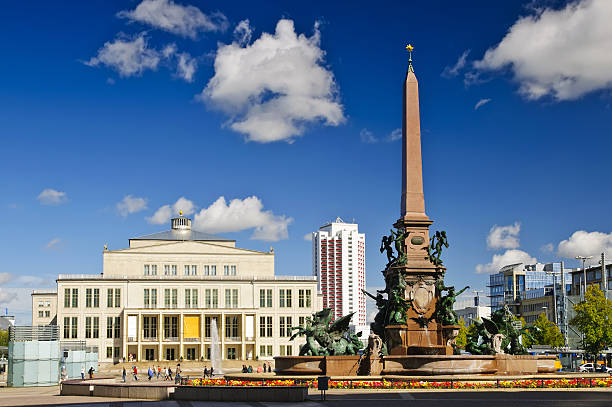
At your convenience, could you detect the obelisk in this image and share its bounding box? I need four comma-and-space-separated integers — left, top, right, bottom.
394, 45, 435, 268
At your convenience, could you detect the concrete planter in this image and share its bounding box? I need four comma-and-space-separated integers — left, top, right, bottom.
274, 355, 361, 376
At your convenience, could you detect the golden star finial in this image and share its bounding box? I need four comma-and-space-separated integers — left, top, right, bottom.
179, 210, 183, 216
406, 44, 414, 52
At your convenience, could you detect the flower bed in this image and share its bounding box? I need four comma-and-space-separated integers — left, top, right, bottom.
186, 377, 612, 389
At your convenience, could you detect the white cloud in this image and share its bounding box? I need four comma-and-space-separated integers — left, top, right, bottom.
303, 233, 313, 241
388, 128, 402, 142
0, 290, 17, 305
541, 242, 555, 253
487, 222, 521, 249
203, 19, 344, 143
193, 196, 292, 242
0, 272, 14, 285
147, 196, 195, 224
37, 188, 67, 205
476, 249, 537, 274
117, 0, 228, 39
176, 52, 197, 82
360, 128, 377, 144
557, 230, 612, 258
474, 98, 492, 110
234, 19, 252, 46
85, 33, 162, 77
473, 0, 612, 100
441, 49, 470, 78
45, 238, 62, 250
117, 195, 148, 217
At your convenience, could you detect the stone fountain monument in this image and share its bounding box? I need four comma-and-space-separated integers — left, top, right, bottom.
274, 46, 556, 376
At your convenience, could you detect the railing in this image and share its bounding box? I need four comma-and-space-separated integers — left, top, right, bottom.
225, 336, 241, 342
127, 336, 137, 342
164, 336, 179, 342
184, 337, 200, 342
142, 336, 158, 342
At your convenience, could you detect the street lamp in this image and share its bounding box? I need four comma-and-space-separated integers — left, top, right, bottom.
575, 256, 593, 299
542, 306, 548, 321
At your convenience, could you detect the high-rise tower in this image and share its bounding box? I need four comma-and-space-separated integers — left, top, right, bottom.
312, 218, 368, 335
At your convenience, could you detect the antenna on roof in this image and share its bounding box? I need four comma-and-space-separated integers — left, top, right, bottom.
336, 217, 344, 223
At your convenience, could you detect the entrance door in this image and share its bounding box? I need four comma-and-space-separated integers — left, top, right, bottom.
145, 349, 155, 361
186, 347, 196, 360
166, 347, 175, 361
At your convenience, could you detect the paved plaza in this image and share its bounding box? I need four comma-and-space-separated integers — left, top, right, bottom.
0, 386, 611, 407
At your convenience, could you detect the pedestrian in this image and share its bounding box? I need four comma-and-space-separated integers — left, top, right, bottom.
88, 366, 94, 379
164, 367, 168, 381
257, 365, 262, 373
242, 364, 247, 373
80, 367, 85, 380
133, 365, 138, 381
210, 366, 214, 377
148, 366, 153, 381
61, 365, 67, 381
267, 361, 272, 373
122, 367, 126, 383
168, 367, 173, 381
157, 365, 161, 379
263, 363, 267, 373
203, 366, 208, 379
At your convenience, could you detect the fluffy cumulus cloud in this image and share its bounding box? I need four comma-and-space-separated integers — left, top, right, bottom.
203, 19, 344, 143
476, 249, 537, 274
176, 52, 197, 82
193, 196, 292, 242
441, 49, 470, 78
0, 290, 17, 305
233, 19, 252, 46
85, 33, 162, 77
474, 0, 612, 100
117, 195, 148, 217
474, 98, 492, 110
117, 0, 228, 39
557, 230, 612, 258
37, 188, 67, 205
486, 222, 521, 250
147, 196, 195, 224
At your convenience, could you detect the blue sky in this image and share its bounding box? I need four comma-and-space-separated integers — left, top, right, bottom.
2, 0, 612, 322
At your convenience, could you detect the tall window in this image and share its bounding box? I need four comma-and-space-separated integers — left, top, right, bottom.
299, 289, 312, 307
71, 316, 78, 338
114, 316, 121, 338
114, 289, 120, 307
144, 289, 151, 308
223, 265, 237, 276
144, 265, 150, 275
64, 288, 70, 308
279, 316, 292, 337
171, 265, 177, 275
143, 316, 157, 338
86, 289, 92, 308
259, 289, 273, 308
171, 289, 178, 308
191, 265, 197, 275
210, 265, 216, 276
93, 289, 99, 308
191, 289, 198, 307
151, 265, 157, 275
230, 265, 236, 275
205, 317, 218, 338
107, 289, 113, 308
163, 316, 178, 339
185, 265, 190, 275
93, 317, 99, 338
164, 265, 170, 275
164, 289, 171, 308
185, 289, 192, 308
225, 289, 238, 308
203, 265, 210, 276
151, 289, 157, 308
63, 317, 70, 339
225, 316, 239, 339
259, 316, 273, 337
85, 316, 92, 338
224, 265, 229, 276
107, 317, 113, 338
227, 347, 237, 360
205, 289, 218, 308
280, 289, 292, 307
72, 288, 78, 307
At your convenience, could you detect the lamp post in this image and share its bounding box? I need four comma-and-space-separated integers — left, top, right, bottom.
542, 306, 548, 322
575, 256, 593, 299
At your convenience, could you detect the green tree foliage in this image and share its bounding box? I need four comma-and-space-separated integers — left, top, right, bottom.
529, 312, 564, 348
455, 318, 468, 349
570, 284, 612, 357
0, 329, 8, 347
519, 317, 533, 349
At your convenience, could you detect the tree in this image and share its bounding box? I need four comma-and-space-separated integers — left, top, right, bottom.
0, 329, 7, 347
455, 318, 468, 349
530, 312, 564, 348
519, 317, 533, 349
570, 284, 612, 358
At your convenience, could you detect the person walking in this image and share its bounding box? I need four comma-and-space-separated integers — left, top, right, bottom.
88, 366, 94, 379
80, 367, 85, 380
210, 366, 214, 377
147, 366, 153, 381
157, 365, 161, 379
168, 367, 173, 381
133, 365, 138, 381
203, 366, 208, 379
122, 367, 126, 383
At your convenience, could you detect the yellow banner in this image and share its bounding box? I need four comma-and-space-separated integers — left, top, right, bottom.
183, 316, 200, 339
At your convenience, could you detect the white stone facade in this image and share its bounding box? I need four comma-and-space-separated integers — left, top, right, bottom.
31, 216, 320, 363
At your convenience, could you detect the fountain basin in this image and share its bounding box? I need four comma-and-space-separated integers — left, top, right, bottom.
274, 354, 556, 376
274, 355, 361, 376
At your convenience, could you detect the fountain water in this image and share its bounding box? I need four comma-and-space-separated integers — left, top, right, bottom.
210, 318, 222, 375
